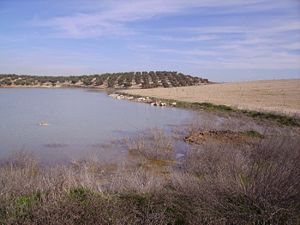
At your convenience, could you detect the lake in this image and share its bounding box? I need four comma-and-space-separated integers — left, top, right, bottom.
0, 88, 194, 163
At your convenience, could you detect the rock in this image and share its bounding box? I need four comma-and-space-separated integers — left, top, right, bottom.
109, 94, 118, 98
116, 95, 125, 100
39, 121, 49, 126
137, 97, 144, 102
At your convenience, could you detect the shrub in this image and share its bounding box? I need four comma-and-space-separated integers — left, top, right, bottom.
0, 133, 299, 224
134, 72, 142, 84
82, 78, 93, 86
181, 137, 300, 224
107, 75, 118, 88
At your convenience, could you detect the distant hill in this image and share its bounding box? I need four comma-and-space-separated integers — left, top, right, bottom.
0, 71, 209, 89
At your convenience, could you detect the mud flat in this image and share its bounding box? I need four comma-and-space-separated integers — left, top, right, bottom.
122, 79, 300, 116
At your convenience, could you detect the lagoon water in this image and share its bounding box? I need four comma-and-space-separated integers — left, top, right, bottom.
0, 88, 193, 163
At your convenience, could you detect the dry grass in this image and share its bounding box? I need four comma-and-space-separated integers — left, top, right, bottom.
0, 125, 299, 224
122, 79, 300, 116
127, 129, 174, 161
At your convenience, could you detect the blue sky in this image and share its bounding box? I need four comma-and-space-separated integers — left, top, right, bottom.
0, 0, 299, 81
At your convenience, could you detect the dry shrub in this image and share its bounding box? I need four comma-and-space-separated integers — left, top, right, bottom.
110, 168, 166, 193
127, 128, 174, 161
0, 152, 175, 225
177, 137, 300, 225
0, 129, 299, 224
125, 129, 175, 169
125, 129, 177, 178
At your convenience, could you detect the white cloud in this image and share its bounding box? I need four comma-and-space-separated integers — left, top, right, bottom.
152, 34, 218, 42
5, 0, 300, 76
33, 0, 273, 38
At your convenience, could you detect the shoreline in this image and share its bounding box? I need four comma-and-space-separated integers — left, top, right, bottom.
1, 85, 300, 126
114, 91, 300, 127
1, 87, 299, 224
120, 79, 300, 115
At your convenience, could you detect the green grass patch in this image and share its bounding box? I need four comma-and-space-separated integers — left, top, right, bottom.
190, 102, 234, 112
241, 110, 300, 126
166, 99, 299, 126
15, 193, 41, 209
8, 193, 42, 221
242, 130, 264, 139
68, 187, 92, 202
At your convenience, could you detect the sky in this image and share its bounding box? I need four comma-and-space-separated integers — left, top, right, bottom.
0, 0, 299, 82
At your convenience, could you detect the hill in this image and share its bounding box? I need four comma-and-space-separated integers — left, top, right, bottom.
0, 71, 209, 89
122, 79, 300, 116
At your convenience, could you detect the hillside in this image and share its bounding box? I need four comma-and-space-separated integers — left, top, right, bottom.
0, 71, 209, 89
122, 79, 300, 116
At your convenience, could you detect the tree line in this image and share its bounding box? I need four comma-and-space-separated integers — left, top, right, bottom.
0, 71, 209, 88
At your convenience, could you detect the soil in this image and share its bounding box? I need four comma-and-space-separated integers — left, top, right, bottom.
184, 130, 259, 145
122, 79, 300, 116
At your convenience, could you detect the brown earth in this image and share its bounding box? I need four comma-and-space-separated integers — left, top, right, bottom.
122, 79, 300, 116
184, 130, 262, 145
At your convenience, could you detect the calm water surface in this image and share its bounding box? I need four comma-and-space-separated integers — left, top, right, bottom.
0, 88, 194, 163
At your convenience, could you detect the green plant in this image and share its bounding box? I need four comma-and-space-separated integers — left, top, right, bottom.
243, 130, 264, 138
68, 187, 92, 202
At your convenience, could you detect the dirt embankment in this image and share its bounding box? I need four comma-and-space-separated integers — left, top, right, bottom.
122, 79, 300, 116
184, 130, 264, 145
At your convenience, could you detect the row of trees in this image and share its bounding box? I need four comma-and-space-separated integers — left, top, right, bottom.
0, 71, 209, 88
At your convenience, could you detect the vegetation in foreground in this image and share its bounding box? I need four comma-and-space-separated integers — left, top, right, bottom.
0, 71, 209, 89
0, 126, 299, 225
